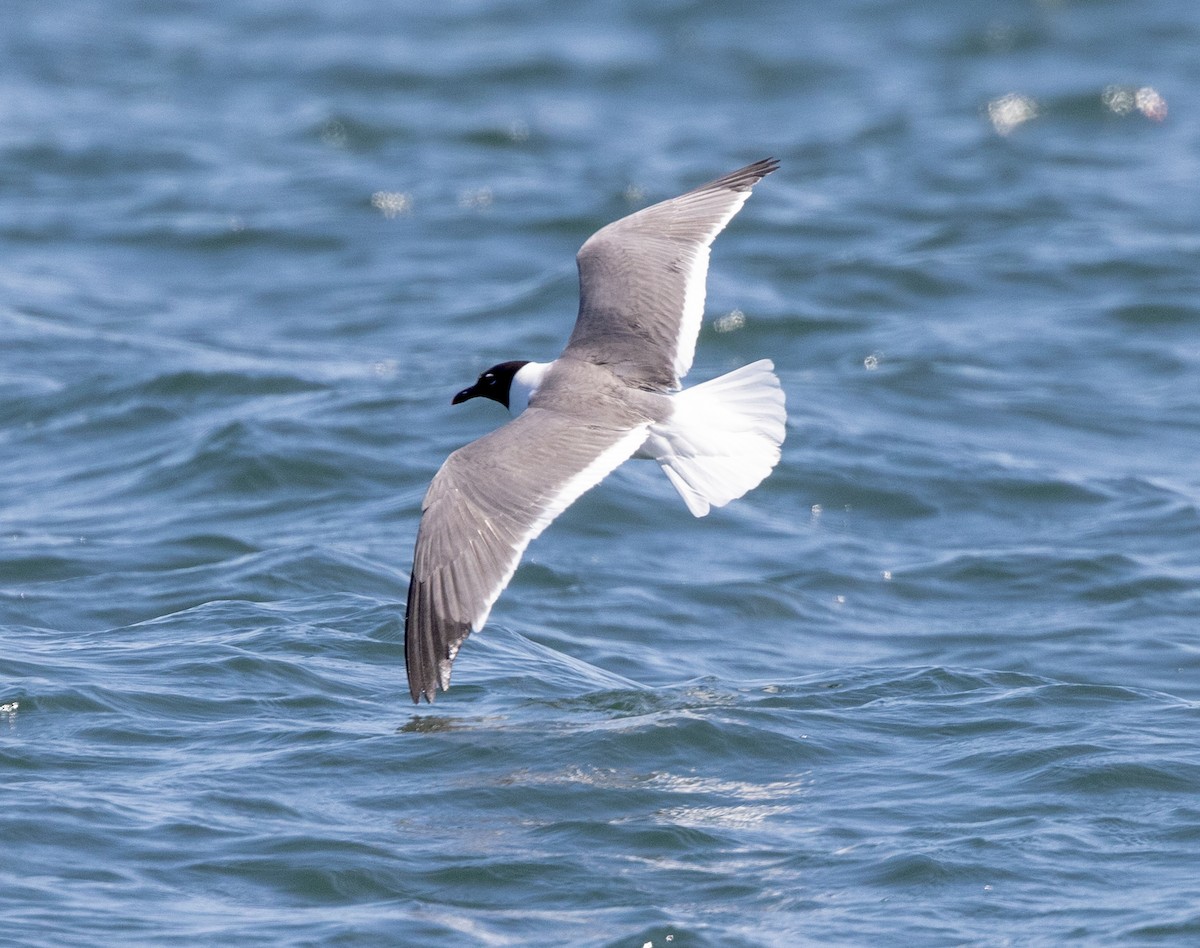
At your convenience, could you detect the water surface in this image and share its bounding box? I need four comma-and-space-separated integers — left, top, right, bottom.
3, 0, 1200, 943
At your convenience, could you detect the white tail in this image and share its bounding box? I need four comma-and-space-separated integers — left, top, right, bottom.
641, 359, 786, 517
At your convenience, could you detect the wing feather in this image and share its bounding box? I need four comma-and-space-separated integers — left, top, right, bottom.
405, 408, 649, 702
564, 158, 779, 389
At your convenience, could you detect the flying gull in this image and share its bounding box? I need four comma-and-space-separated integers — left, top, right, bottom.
405, 158, 785, 703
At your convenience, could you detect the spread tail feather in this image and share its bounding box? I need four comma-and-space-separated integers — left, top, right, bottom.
644, 359, 786, 517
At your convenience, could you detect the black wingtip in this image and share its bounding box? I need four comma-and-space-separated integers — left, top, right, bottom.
408, 678, 431, 704
406, 653, 440, 704
728, 156, 780, 187
689, 157, 780, 197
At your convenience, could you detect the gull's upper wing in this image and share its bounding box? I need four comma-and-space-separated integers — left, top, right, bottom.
405, 406, 649, 703
562, 158, 778, 390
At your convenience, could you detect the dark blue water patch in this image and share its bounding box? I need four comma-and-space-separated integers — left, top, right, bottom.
903, 549, 1155, 599
138, 417, 347, 496
5, 369, 327, 437
2, 139, 204, 183
174, 223, 350, 257
1, 541, 400, 631
1108, 301, 1200, 328
1127, 916, 1200, 941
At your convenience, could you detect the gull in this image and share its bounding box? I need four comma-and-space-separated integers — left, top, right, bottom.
405, 158, 785, 703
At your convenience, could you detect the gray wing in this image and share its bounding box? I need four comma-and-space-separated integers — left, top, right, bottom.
405, 408, 649, 703
562, 158, 779, 390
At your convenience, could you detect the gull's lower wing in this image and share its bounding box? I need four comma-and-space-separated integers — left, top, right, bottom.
405, 408, 649, 703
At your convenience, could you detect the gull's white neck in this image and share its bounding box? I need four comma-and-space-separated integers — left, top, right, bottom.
510, 360, 552, 414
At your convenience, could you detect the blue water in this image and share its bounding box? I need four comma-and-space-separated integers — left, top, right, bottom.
4, 0, 1200, 943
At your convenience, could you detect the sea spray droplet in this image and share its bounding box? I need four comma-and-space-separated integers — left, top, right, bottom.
1135, 86, 1168, 121
988, 92, 1038, 135
714, 309, 746, 333
371, 191, 412, 218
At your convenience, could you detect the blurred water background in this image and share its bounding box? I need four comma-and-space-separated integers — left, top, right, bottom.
3, 0, 1200, 943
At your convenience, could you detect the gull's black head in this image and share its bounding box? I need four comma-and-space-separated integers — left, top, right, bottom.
452, 360, 530, 409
